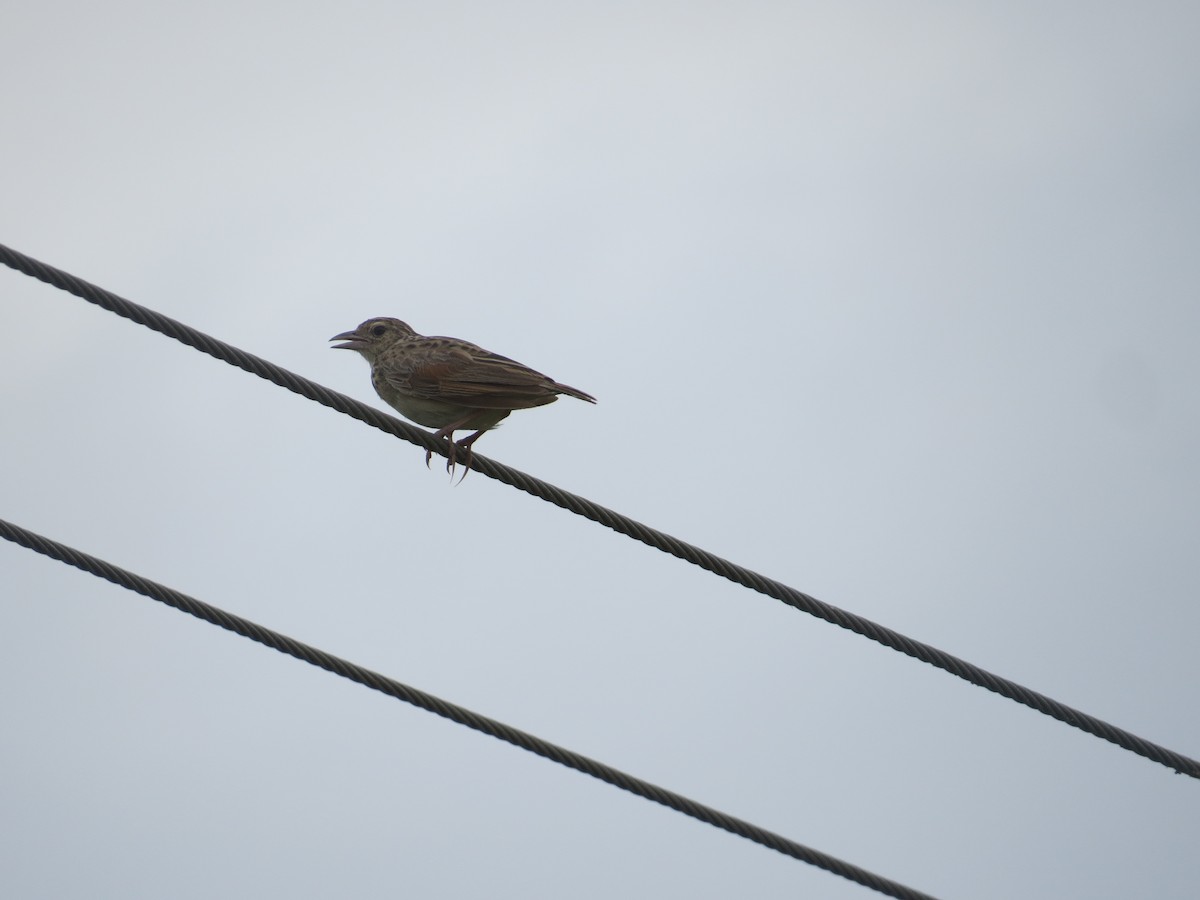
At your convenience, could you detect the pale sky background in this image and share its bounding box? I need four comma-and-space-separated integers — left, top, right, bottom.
2, 3, 1198, 898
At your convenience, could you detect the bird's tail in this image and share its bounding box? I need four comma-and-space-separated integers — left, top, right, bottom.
552, 382, 597, 404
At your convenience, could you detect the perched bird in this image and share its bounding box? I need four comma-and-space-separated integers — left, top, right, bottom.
330, 317, 596, 475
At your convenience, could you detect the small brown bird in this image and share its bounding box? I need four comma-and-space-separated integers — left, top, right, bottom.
330, 317, 596, 474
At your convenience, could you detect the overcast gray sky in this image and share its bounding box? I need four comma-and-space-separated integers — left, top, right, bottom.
3, 3, 1198, 898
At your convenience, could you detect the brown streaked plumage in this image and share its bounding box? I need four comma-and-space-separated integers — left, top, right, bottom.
330, 317, 595, 476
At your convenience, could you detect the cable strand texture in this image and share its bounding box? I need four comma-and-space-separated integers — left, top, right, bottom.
2, 242, 1196, 780
0, 517, 940, 900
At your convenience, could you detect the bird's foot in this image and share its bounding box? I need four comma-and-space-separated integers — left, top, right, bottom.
449, 430, 486, 484
445, 440, 461, 481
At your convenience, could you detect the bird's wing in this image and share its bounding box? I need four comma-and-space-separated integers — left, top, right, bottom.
380, 344, 567, 410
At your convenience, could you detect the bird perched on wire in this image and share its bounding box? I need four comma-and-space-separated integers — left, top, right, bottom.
331, 317, 596, 476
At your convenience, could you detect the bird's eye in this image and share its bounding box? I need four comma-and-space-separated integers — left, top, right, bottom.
370, 324, 387, 337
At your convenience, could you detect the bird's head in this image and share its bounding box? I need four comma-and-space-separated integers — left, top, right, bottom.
329, 317, 416, 361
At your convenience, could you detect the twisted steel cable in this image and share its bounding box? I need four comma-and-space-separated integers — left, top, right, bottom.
2, 242, 1197, 780
0, 516, 941, 900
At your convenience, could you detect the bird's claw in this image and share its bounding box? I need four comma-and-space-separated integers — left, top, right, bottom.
427, 426, 482, 484
438, 436, 469, 484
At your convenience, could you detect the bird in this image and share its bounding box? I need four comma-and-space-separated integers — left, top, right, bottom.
330, 317, 596, 476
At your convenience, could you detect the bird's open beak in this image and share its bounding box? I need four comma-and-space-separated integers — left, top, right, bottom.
330, 330, 365, 350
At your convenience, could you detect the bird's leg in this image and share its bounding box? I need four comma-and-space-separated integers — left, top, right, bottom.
450, 429, 488, 482
432, 415, 481, 477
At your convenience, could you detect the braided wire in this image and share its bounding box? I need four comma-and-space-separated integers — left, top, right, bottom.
2, 242, 1197, 780
0, 517, 940, 900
